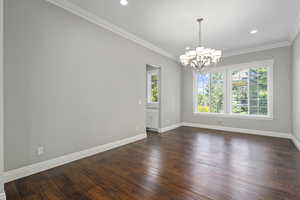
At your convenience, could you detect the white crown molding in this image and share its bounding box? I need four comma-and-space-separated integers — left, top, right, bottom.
45, 0, 298, 63
0, 193, 5, 200
4, 133, 146, 183
289, 13, 300, 42
222, 41, 291, 58
44, 0, 300, 61
45, 0, 177, 61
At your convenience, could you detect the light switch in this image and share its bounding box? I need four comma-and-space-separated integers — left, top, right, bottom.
37, 146, 44, 155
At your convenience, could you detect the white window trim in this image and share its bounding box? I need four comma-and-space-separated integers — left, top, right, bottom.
193, 70, 227, 114
193, 59, 274, 120
147, 70, 159, 105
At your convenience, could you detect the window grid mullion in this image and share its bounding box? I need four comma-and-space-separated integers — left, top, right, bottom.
225, 70, 229, 114
248, 69, 250, 115
209, 74, 211, 113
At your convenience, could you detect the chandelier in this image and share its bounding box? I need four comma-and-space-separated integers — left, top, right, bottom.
180, 18, 222, 71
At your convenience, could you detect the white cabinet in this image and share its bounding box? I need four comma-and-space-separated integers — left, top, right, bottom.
146, 109, 159, 130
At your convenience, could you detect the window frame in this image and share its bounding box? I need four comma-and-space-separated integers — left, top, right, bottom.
193, 59, 274, 120
147, 69, 159, 105
193, 68, 227, 115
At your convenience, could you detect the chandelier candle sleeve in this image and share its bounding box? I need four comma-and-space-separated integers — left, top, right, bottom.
180, 18, 222, 71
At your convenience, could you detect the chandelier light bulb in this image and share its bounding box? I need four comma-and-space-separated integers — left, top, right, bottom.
180, 18, 222, 71
120, 0, 128, 6
250, 29, 258, 34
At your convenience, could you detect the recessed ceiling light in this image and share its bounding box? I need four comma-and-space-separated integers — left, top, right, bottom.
186, 47, 190, 50
250, 29, 258, 34
120, 0, 128, 6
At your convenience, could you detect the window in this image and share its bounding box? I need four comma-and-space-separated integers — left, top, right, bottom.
194, 60, 273, 119
195, 72, 225, 113
231, 67, 269, 116
147, 70, 159, 104
231, 69, 249, 114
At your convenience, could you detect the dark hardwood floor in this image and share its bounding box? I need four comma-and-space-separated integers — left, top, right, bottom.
5, 127, 300, 200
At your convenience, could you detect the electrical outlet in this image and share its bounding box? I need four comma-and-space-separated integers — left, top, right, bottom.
37, 146, 44, 156
135, 126, 139, 131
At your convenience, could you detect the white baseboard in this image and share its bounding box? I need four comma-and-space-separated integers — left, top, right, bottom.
4, 133, 147, 183
182, 122, 300, 151
159, 122, 293, 139
292, 135, 300, 151
159, 123, 182, 133
3, 125, 299, 184
0, 193, 6, 200
157, 122, 300, 152
181, 122, 292, 139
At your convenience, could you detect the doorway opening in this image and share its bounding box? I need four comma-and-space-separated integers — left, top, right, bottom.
145, 65, 161, 133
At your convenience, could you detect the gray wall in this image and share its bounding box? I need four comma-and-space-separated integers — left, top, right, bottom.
293, 33, 300, 140
0, 0, 3, 194
182, 46, 292, 134
4, 0, 181, 171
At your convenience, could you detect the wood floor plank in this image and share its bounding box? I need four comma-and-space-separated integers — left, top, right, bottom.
4, 127, 300, 200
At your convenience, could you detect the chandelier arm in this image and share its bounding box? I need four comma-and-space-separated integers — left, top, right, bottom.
188, 59, 194, 68
179, 18, 221, 72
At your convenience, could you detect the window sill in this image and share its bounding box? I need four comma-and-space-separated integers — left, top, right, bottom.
147, 103, 159, 106
193, 112, 274, 120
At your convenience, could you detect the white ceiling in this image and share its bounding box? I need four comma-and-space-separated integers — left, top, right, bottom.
68, 0, 300, 57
